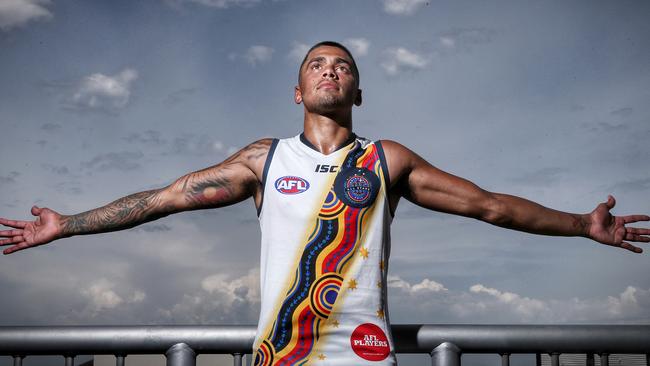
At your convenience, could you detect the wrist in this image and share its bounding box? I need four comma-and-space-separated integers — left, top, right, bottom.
575, 213, 592, 238
58, 215, 76, 238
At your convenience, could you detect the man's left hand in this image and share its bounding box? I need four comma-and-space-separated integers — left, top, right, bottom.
588, 195, 650, 253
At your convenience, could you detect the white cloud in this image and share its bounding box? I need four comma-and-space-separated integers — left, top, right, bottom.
288, 42, 310, 63
382, 0, 428, 15
437, 28, 495, 51
83, 280, 123, 310
469, 284, 548, 319
388, 275, 447, 293
244, 45, 274, 66
344, 38, 370, 57
183, 0, 261, 9
82, 279, 146, 314
387, 277, 650, 324
440, 36, 455, 48
0, 0, 52, 31
455, 284, 650, 323
201, 269, 260, 303
380, 47, 429, 75
71, 68, 138, 111
130, 290, 147, 303
161, 269, 260, 323
607, 286, 641, 316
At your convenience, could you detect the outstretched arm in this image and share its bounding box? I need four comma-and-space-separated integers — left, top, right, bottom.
382, 140, 650, 253
0, 139, 272, 255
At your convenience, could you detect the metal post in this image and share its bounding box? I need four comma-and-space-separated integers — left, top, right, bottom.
600, 353, 609, 366
536, 354, 542, 366
501, 353, 510, 366
551, 353, 560, 366
587, 353, 594, 366
13, 356, 23, 366
116, 355, 125, 366
431, 342, 461, 366
65, 355, 75, 366
233, 353, 242, 366
166, 343, 196, 366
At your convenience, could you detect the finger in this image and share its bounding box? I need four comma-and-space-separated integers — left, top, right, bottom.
3, 242, 28, 255
625, 232, 650, 242
626, 227, 650, 235
0, 236, 24, 246
0, 218, 27, 229
619, 242, 642, 254
31, 206, 42, 216
605, 195, 616, 209
622, 215, 650, 224
0, 229, 24, 237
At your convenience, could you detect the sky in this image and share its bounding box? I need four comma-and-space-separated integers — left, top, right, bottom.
1, 0, 649, 365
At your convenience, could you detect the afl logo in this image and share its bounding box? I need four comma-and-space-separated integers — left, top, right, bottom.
275, 176, 310, 195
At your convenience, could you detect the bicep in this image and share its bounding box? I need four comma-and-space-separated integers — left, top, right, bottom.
161, 140, 271, 212
406, 158, 495, 218
385, 141, 495, 219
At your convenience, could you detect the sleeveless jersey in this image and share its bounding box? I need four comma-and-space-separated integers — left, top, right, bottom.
254, 134, 395, 365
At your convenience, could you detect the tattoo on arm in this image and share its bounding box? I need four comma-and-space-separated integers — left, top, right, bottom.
242, 140, 271, 161
180, 139, 271, 209
60, 189, 171, 237
183, 171, 236, 208
59, 139, 271, 237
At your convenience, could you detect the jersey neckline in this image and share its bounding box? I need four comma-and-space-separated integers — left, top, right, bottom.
299, 132, 357, 156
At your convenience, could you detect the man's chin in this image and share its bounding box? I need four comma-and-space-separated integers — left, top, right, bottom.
307, 98, 352, 114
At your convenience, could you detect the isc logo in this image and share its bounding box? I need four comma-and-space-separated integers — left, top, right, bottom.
315, 164, 338, 173
275, 176, 310, 194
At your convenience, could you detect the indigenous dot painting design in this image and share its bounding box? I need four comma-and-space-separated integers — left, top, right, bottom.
334, 167, 380, 209
346, 175, 370, 203
254, 142, 385, 366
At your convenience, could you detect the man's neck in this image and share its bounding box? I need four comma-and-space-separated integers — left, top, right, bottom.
302, 111, 354, 155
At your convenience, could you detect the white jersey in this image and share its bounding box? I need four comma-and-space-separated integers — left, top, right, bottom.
254, 134, 395, 365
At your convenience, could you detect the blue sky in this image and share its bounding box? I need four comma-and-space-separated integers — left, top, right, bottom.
1, 0, 649, 364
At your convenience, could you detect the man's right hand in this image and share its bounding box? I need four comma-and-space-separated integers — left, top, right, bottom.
0, 206, 63, 255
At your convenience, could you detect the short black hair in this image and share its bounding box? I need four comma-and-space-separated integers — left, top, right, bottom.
299, 41, 360, 85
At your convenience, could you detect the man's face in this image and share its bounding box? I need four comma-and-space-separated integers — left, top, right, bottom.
295, 46, 362, 114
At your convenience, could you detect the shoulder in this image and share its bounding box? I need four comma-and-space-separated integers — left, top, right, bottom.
223, 138, 276, 179
230, 138, 275, 162
374, 139, 423, 188
375, 139, 420, 167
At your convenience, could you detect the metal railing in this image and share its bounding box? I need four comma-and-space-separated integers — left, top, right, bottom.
1, 325, 649, 366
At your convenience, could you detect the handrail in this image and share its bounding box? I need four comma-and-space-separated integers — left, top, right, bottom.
1, 325, 649, 366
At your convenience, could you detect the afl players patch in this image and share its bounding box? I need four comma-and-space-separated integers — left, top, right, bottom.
333, 167, 380, 208
350, 323, 390, 361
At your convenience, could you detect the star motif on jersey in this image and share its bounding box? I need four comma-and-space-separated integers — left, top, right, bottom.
376, 309, 385, 319
359, 247, 369, 259
348, 279, 358, 290
329, 318, 340, 328
380, 260, 385, 270
377, 281, 382, 288
318, 354, 326, 360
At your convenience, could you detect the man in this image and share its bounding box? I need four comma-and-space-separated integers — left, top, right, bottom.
1, 41, 648, 365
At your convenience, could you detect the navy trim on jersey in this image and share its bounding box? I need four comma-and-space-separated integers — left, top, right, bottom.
374, 140, 394, 217
299, 132, 357, 154
374, 140, 391, 188
257, 138, 280, 217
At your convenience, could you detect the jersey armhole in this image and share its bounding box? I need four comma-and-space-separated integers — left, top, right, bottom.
257, 138, 280, 217
374, 140, 395, 218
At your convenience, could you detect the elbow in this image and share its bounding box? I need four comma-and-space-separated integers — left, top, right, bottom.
479, 194, 512, 227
